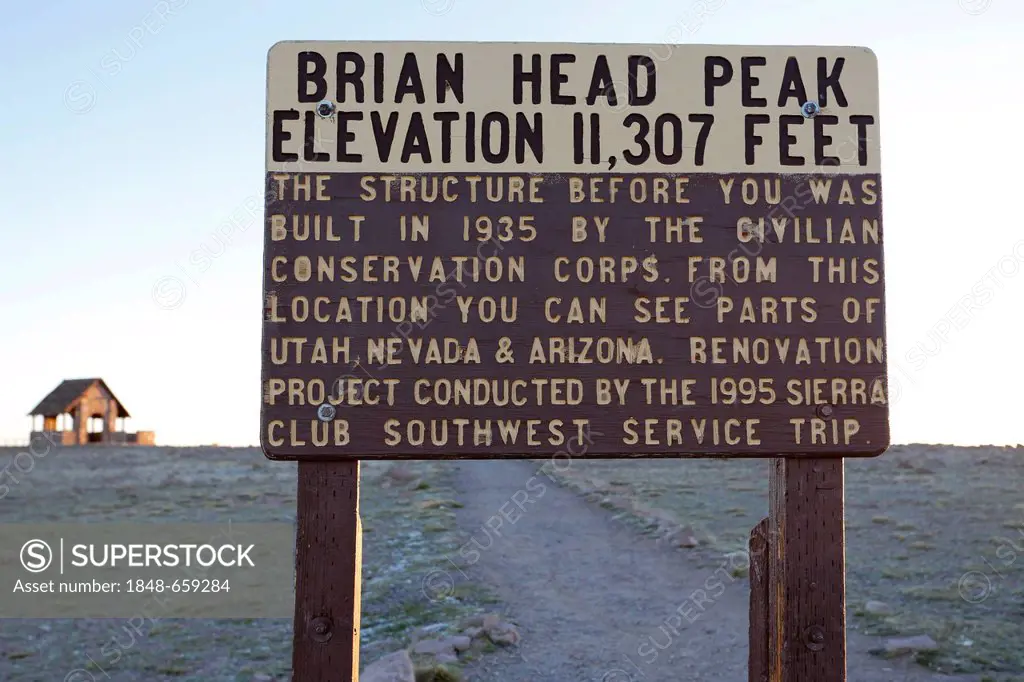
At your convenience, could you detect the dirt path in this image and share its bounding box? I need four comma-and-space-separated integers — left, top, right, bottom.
450, 460, 980, 682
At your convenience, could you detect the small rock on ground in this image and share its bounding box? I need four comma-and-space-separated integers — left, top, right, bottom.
385, 464, 418, 483
486, 622, 521, 646
362, 650, 415, 682
864, 600, 892, 615
448, 635, 472, 652
675, 525, 700, 548
410, 623, 447, 641
884, 635, 939, 655
411, 639, 455, 657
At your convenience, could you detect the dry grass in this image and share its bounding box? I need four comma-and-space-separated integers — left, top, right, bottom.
0, 446, 493, 681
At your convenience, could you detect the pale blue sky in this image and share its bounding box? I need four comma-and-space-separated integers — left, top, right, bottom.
1, 0, 1022, 446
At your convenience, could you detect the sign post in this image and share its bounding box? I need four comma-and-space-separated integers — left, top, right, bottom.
292, 460, 361, 680
262, 41, 886, 681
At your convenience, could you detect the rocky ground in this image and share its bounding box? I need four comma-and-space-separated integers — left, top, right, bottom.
0, 446, 509, 681
0, 444, 1020, 681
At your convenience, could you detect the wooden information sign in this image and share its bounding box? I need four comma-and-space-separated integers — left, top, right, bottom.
262, 41, 886, 460
262, 41, 887, 681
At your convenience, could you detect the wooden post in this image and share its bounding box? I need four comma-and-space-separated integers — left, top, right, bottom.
104, 399, 117, 444
768, 457, 846, 681
748, 517, 770, 682
293, 461, 362, 682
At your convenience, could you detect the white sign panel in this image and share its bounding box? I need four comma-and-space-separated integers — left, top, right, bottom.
266, 41, 880, 175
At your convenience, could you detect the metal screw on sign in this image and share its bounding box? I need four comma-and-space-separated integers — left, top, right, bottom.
804, 625, 826, 651
316, 404, 336, 422
316, 99, 336, 119
310, 616, 333, 643
801, 101, 821, 118
816, 404, 834, 418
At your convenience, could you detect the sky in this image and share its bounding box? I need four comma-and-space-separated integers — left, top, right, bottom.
0, 0, 1022, 447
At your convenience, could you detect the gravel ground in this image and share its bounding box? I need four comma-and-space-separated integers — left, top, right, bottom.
540, 445, 1024, 678
2, 444, 1019, 681
0, 446, 496, 681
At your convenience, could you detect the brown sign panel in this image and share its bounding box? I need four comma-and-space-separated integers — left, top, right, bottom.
261, 41, 887, 460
